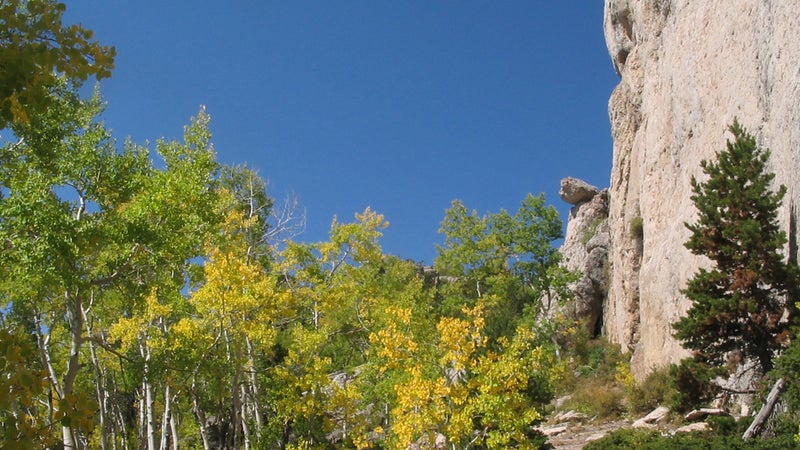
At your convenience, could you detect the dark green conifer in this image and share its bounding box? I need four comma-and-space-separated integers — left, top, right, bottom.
673, 119, 797, 376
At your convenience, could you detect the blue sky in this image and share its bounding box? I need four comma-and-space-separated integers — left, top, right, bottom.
65, 2, 618, 264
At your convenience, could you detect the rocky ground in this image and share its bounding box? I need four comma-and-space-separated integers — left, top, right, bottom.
545, 419, 632, 449
539, 405, 719, 449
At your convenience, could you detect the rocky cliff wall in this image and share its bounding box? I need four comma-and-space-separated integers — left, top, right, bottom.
558, 178, 609, 336
602, 0, 800, 377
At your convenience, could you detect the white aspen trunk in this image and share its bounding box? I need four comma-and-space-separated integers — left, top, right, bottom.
113, 397, 128, 450
169, 408, 179, 450
159, 384, 171, 450
145, 379, 156, 450
35, 313, 63, 426
140, 338, 157, 450
224, 328, 243, 449
192, 376, 212, 450
240, 384, 251, 450
83, 304, 110, 450
62, 292, 85, 450
138, 385, 146, 447
113, 380, 128, 450
245, 337, 263, 429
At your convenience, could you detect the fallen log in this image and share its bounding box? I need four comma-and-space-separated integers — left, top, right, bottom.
742, 378, 785, 440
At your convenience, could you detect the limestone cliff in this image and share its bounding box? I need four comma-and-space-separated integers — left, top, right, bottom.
602, 0, 800, 377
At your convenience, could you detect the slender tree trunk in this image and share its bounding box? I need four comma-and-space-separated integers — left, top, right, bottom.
159, 384, 171, 450
84, 305, 110, 450
140, 338, 158, 450
106, 374, 125, 450
240, 384, 251, 450
138, 385, 146, 448
192, 376, 212, 450
224, 327, 244, 449
144, 378, 156, 450
62, 291, 86, 449
245, 337, 263, 430
35, 313, 62, 428
169, 409, 179, 450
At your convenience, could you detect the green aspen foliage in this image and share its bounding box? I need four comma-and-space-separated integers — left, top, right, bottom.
0, 0, 115, 128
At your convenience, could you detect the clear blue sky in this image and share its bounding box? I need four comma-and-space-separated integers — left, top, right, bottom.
65, 2, 618, 264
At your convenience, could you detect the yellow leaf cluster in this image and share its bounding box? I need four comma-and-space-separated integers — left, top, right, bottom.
436, 304, 486, 374
390, 364, 448, 449
368, 307, 418, 372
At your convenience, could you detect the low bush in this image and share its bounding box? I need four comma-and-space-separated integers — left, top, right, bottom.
562, 376, 625, 419
584, 418, 800, 450
627, 366, 677, 414
667, 358, 721, 413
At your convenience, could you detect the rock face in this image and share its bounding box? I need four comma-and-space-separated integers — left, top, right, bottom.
602, 0, 800, 377
559, 179, 609, 335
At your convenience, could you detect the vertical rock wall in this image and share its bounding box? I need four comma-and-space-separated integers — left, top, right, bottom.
602, 0, 800, 377
559, 178, 609, 336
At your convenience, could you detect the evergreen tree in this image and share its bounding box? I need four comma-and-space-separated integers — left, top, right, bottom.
673, 120, 797, 376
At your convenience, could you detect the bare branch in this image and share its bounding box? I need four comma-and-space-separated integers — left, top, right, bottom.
265, 191, 306, 248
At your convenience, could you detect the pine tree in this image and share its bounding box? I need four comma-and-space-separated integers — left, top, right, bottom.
673, 119, 797, 376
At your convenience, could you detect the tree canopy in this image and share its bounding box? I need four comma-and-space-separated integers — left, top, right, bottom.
0, 83, 574, 448
0, 3, 585, 448
0, 0, 115, 128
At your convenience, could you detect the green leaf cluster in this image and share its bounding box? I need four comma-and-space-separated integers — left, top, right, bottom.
0, 0, 115, 128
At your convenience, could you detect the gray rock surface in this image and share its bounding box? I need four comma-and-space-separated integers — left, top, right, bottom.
559, 184, 609, 334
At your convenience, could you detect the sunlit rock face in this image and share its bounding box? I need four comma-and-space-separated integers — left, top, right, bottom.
602, 0, 800, 378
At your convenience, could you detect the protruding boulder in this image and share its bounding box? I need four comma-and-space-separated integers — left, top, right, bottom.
559, 177, 600, 205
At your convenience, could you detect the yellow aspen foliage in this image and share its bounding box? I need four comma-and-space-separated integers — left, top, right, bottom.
437, 304, 486, 375
189, 208, 280, 347
450, 327, 549, 449
389, 363, 449, 449
109, 288, 171, 352
370, 297, 553, 449
272, 328, 334, 423
369, 306, 419, 373
327, 378, 372, 448
0, 330, 56, 447
326, 208, 389, 266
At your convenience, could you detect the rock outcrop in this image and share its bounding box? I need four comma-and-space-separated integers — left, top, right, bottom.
602, 0, 800, 377
559, 178, 609, 335
560, 177, 601, 206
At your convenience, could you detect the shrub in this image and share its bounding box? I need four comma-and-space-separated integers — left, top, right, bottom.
667, 358, 721, 413
564, 377, 625, 419
581, 217, 605, 245
629, 216, 644, 239
627, 366, 677, 414
584, 419, 800, 450
773, 334, 800, 414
